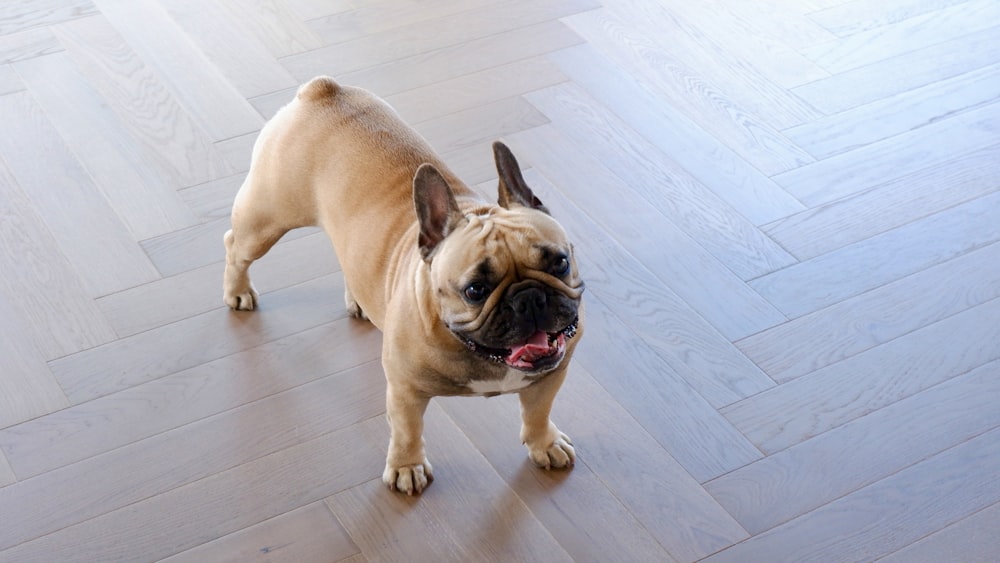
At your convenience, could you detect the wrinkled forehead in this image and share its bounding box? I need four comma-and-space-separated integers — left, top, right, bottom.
443, 207, 571, 273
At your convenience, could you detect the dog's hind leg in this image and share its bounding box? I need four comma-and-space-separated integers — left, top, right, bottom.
223, 192, 291, 311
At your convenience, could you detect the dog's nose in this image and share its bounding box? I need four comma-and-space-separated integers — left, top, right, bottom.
512, 287, 547, 317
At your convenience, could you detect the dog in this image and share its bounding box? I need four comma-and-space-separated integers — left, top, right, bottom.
223, 76, 584, 495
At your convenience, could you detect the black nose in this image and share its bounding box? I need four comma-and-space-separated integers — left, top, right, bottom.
512, 287, 547, 317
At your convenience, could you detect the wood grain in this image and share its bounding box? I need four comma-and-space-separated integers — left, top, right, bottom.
0, 129, 119, 360
0, 90, 161, 296
563, 9, 814, 176
0, 364, 386, 553
707, 358, 1000, 533
723, 297, 1000, 454
548, 43, 804, 225
282, 0, 598, 78
0, 418, 387, 561
738, 241, 1000, 381
525, 82, 797, 280
808, 0, 972, 37
0, 27, 62, 64
217, 0, 323, 58
802, 0, 1000, 73
1, 328, 380, 479
764, 143, 1000, 260
14, 52, 200, 240
0, 0, 96, 35
750, 189, 1000, 318
793, 24, 1000, 114
784, 63, 1000, 159
0, 64, 21, 94
93, 0, 264, 140
880, 501, 1000, 563
415, 96, 549, 155
161, 501, 360, 563
50, 273, 350, 403
0, 452, 13, 487
0, 289, 69, 430
703, 427, 1000, 562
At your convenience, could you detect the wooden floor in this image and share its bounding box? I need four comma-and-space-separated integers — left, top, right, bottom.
2, 0, 999, 561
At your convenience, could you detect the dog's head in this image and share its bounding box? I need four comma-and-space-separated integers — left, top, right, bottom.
413, 142, 584, 374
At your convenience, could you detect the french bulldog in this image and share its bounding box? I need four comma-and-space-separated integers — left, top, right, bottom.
223, 76, 584, 495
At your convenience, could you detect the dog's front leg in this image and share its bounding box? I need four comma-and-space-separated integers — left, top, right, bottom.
382, 383, 433, 495
519, 367, 575, 469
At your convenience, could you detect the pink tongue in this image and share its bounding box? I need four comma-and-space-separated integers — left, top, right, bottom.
507, 330, 551, 364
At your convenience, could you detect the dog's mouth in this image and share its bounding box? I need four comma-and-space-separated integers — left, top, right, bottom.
458, 317, 579, 372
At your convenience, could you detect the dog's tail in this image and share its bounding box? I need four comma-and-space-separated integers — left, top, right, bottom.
297, 76, 340, 102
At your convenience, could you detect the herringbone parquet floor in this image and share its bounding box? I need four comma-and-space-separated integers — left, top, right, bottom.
1, 0, 999, 561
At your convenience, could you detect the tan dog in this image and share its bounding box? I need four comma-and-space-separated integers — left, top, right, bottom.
223, 77, 584, 495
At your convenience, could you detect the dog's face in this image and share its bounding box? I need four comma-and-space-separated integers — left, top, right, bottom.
414, 143, 584, 374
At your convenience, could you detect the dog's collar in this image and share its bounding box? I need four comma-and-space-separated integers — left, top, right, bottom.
457, 316, 579, 364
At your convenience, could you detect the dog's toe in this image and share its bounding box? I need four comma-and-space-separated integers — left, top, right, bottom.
225, 287, 259, 311
527, 432, 575, 470
383, 461, 434, 495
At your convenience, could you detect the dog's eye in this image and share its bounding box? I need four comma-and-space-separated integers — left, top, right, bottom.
551, 256, 571, 277
463, 283, 491, 303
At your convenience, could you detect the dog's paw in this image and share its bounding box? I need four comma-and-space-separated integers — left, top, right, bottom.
383, 461, 434, 495
224, 286, 259, 311
526, 432, 575, 470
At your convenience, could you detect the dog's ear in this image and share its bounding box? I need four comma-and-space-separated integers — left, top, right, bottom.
493, 141, 549, 214
413, 163, 463, 260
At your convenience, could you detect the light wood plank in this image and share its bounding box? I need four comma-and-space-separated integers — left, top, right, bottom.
281, 0, 598, 79
507, 125, 787, 341
383, 56, 568, 125
513, 170, 774, 408
49, 273, 349, 404
14, 52, 200, 240
0, 452, 13, 487
0, 363, 386, 553
156, 0, 298, 98
415, 96, 549, 155
808, 0, 972, 37
98, 231, 338, 337
548, 43, 804, 225
0, 64, 21, 94
880, 501, 1000, 563
440, 363, 747, 562
0, 90, 161, 297
803, 0, 1000, 73
178, 173, 244, 221
53, 15, 236, 187
440, 140, 512, 186
750, 189, 1000, 318
161, 502, 360, 563
697, 1, 837, 50
707, 359, 1000, 533
738, 241, 1000, 382
0, 289, 69, 430
93, 0, 264, 140
525, 82, 797, 280
335, 20, 584, 97
330, 404, 575, 562
1, 327, 380, 479
774, 100, 1000, 206
764, 143, 1000, 260
723, 297, 1000, 454
563, 9, 814, 176
617, 0, 831, 90
0, 0, 96, 35
793, 24, 1000, 114
216, 0, 323, 58
784, 63, 1000, 158
0, 161, 117, 360
284, 0, 359, 20
214, 130, 260, 174
703, 427, 1000, 562
306, 0, 500, 44
0, 27, 62, 64
0, 417, 386, 560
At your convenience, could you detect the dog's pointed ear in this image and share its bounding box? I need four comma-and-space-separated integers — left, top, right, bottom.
493, 141, 548, 214
413, 163, 463, 260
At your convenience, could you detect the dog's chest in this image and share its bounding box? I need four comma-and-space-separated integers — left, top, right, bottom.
466, 369, 535, 396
